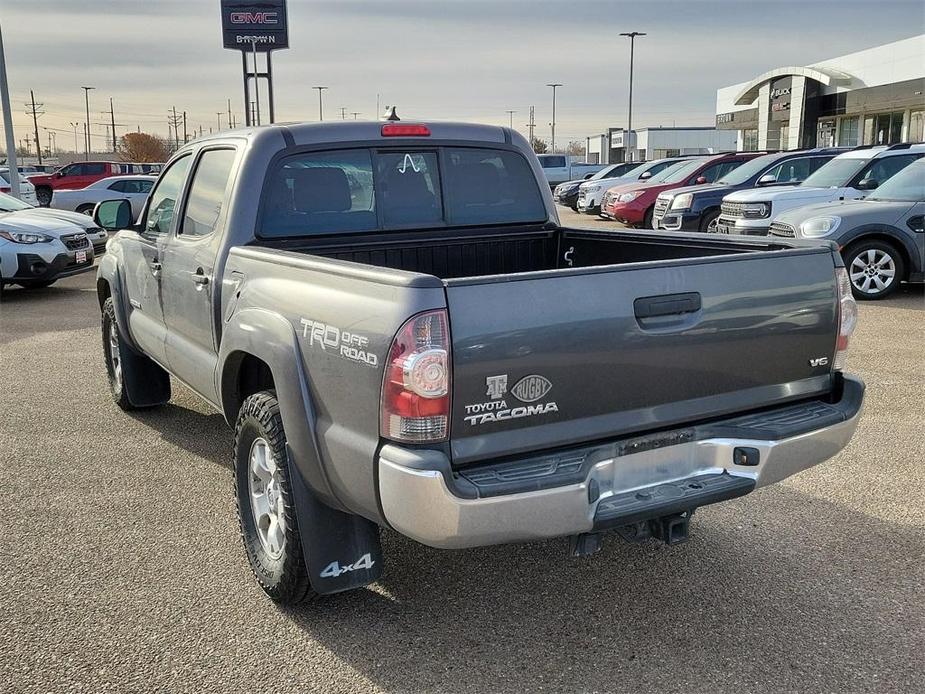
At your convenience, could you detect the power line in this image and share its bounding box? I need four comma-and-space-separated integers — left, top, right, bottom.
24, 89, 44, 165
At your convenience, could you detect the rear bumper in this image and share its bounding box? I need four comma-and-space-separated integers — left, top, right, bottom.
378, 376, 864, 549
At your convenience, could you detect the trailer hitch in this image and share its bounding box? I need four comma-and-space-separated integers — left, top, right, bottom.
616, 509, 695, 546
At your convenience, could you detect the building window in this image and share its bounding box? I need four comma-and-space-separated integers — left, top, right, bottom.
742, 129, 758, 151
838, 117, 860, 147
864, 112, 905, 145
653, 149, 680, 158
909, 111, 924, 143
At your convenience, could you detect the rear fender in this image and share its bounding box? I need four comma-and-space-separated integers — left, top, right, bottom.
837, 224, 919, 275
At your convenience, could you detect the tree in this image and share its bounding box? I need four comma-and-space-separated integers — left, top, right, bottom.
566, 140, 586, 158
530, 137, 548, 154
118, 132, 170, 163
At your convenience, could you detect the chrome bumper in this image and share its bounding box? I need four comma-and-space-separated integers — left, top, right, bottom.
378, 381, 864, 549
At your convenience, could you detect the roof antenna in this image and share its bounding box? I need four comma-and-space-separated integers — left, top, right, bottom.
382, 105, 400, 121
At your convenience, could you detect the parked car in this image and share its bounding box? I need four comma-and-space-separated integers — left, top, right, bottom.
93, 120, 862, 604
29, 161, 162, 206
769, 158, 925, 300
654, 149, 846, 232
716, 144, 925, 236
536, 154, 608, 187
601, 152, 763, 228
51, 175, 156, 218
0, 191, 109, 254
0, 214, 94, 296
577, 158, 686, 214
553, 162, 643, 210
0, 169, 38, 205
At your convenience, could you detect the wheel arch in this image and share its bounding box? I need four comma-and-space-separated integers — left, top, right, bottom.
840, 226, 914, 280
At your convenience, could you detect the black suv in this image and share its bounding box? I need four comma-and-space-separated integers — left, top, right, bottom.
653, 148, 847, 232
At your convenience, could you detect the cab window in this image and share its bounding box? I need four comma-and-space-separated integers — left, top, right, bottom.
179, 149, 237, 237
144, 155, 192, 236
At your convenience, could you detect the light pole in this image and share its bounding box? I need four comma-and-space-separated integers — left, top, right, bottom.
81, 86, 95, 159
619, 31, 645, 162
506, 110, 516, 130
70, 122, 80, 152
312, 86, 328, 121
546, 83, 562, 152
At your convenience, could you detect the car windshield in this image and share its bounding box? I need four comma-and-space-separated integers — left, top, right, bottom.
801, 157, 867, 188
866, 163, 925, 202
717, 153, 784, 185
656, 159, 703, 184
0, 191, 35, 212
589, 165, 622, 181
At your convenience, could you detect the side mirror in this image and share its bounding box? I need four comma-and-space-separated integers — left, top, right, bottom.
695, 176, 708, 185
756, 174, 777, 186
94, 199, 133, 231
856, 178, 879, 190
583, 173, 594, 179
639, 171, 652, 180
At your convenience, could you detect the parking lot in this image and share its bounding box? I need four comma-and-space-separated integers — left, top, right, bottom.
1, 263, 923, 694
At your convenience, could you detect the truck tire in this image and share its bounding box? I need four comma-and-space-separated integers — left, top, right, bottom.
101, 297, 171, 409
700, 210, 721, 233
35, 186, 52, 207
843, 239, 905, 300
641, 207, 654, 230
234, 390, 315, 604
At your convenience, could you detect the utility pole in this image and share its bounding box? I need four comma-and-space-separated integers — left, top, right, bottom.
546, 83, 562, 152
81, 86, 95, 159
619, 31, 646, 162
168, 107, 181, 149
44, 129, 55, 156
351, 111, 361, 120
526, 105, 536, 148
109, 97, 117, 152
217, 112, 223, 131
70, 122, 80, 152
340, 106, 347, 120
506, 109, 516, 130
0, 24, 20, 197
313, 86, 328, 121
227, 98, 233, 130
182, 111, 188, 143
25, 90, 45, 165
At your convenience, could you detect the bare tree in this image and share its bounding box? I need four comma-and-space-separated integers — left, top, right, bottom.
565, 140, 586, 158
118, 132, 169, 162
530, 136, 548, 154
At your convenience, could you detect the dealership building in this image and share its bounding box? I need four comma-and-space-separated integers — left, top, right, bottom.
585, 126, 736, 164
715, 34, 924, 151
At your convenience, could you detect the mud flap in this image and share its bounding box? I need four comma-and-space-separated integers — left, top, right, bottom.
287, 448, 383, 595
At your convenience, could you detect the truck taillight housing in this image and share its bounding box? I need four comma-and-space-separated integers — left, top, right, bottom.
834, 267, 858, 371
381, 309, 450, 443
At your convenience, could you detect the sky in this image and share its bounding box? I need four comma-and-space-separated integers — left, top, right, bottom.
1, 0, 923, 153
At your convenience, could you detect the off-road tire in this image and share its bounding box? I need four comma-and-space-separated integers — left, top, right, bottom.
101, 297, 171, 410
234, 390, 316, 604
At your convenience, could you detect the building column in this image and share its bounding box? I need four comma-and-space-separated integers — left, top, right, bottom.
787, 76, 806, 150
757, 82, 770, 150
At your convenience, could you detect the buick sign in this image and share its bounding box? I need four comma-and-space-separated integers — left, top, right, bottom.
221, 0, 289, 51
511, 375, 552, 403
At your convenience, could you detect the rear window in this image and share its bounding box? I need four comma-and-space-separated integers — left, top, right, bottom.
539, 156, 567, 168
260, 147, 545, 238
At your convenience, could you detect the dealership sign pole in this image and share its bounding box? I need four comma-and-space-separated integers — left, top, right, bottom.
220, 0, 289, 127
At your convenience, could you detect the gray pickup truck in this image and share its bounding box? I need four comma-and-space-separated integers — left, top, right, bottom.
94, 120, 864, 604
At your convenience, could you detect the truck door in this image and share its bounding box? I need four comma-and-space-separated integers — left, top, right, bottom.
120, 154, 192, 366
161, 147, 238, 405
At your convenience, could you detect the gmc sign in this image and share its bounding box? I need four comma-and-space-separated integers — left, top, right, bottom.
221, 0, 289, 51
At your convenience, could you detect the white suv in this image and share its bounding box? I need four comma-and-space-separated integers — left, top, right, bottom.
716, 144, 925, 235
577, 158, 683, 214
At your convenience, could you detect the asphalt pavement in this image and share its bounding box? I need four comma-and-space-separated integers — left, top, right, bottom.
1, 261, 922, 694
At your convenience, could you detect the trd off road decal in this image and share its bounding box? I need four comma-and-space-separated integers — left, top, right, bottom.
299, 318, 378, 367
464, 374, 558, 426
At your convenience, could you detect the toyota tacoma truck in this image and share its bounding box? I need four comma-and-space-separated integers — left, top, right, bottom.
93, 120, 864, 604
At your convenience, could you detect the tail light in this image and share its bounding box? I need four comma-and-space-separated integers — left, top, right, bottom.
381, 310, 450, 443
381, 123, 431, 137
834, 267, 858, 370
0, 186, 9, 193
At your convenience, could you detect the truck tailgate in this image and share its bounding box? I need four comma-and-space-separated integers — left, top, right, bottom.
445, 248, 838, 464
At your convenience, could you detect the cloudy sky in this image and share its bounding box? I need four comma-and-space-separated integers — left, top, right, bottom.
2, 0, 923, 151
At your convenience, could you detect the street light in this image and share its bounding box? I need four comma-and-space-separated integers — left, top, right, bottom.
312, 86, 328, 121
546, 83, 562, 152
506, 109, 516, 130
81, 86, 95, 159
619, 32, 645, 162
69, 122, 80, 153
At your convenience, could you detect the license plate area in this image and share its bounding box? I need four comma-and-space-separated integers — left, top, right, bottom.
75, 250, 87, 263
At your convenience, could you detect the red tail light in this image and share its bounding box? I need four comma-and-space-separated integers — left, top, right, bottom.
0, 186, 10, 193
834, 267, 858, 370
381, 310, 450, 443
381, 123, 431, 137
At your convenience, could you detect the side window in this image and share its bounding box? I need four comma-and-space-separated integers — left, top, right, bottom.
810, 156, 833, 173
108, 180, 126, 192
696, 162, 734, 183
540, 156, 566, 168
766, 158, 812, 183
144, 155, 192, 236
645, 161, 670, 177
138, 180, 154, 194
59, 164, 79, 177
85, 163, 107, 175
261, 149, 377, 237
377, 151, 442, 226
859, 155, 918, 186
179, 149, 237, 237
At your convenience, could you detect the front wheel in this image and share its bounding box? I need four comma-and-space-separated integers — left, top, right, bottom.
700, 210, 721, 233
101, 297, 171, 409
641, 207, 654, 230
76, 204, 95, 216
35, 186, 52, 206
234, 391, 315, 604
844, 240, 905, 300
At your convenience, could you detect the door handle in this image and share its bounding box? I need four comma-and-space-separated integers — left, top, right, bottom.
634, 292, 701, 319
149, 260, 161, 276
192, 269, 210, 286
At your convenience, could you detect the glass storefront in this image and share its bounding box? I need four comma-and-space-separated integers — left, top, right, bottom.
863, 112, 905, 145
742, 129, 758, 151
838, 116, 860, 147
909, 111, 924, 143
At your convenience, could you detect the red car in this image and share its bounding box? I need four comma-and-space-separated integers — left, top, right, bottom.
600, 153, 764, 228
30, 161, 162, 206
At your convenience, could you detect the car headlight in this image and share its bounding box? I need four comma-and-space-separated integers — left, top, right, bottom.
742, 202, 770, 219
584, 185, 601, 193
0, 229, 54, 244
670, 193, 693, 211
799, 216, 841, 238
617, 191, 642, 203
